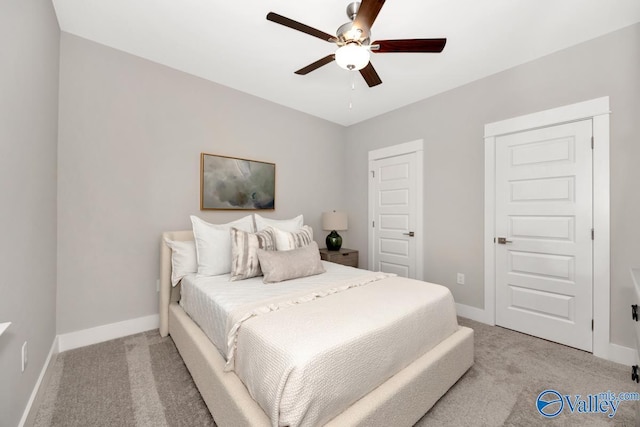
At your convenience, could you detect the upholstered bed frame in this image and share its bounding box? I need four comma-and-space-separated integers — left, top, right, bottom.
159, 231, 474, 426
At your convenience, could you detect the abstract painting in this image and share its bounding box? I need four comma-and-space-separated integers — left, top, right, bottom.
200, 153, 275, 210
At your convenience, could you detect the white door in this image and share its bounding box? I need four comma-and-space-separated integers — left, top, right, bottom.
495, 120, 593, 351
370, 152, 418, 278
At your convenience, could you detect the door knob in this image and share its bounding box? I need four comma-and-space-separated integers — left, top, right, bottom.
497, 237, 512, 244
403, 231, 415, 237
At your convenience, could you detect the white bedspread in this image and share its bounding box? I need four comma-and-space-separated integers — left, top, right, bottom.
179, 262, 387, 356
230, 274, 458, 427
180, 265, 458, 427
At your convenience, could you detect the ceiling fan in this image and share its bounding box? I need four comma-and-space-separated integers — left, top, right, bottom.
266, 0, 446, 87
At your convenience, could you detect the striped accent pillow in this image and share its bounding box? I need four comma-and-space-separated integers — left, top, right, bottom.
272, 225, 313, 251
230, 228, 276, 281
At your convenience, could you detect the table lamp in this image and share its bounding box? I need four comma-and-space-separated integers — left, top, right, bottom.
322, 211, 348, 251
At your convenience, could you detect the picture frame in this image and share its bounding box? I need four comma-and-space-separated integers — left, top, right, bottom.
200, 153, 275, 210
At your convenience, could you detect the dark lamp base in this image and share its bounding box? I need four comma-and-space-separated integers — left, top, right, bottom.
326, 230, 342, 251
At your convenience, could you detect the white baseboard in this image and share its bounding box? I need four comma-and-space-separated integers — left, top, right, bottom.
18, 336, 58, 427
603, 342, 637, 367
57, 314, 159, 352
456, 303, 495, 325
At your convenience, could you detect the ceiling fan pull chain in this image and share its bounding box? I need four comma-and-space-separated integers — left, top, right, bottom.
348, 72, 356, 109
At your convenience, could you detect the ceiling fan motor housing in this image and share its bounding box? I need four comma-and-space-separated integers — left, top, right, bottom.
346, 2, 360, 20
337, 22, 370, 44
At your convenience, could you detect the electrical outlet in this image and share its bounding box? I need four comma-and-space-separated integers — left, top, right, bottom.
456, 273, 465, 285
21, 341, 27, 372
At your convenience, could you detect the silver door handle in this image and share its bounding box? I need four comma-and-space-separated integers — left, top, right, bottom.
403, 232, 415, 237
497, 237, 512, 244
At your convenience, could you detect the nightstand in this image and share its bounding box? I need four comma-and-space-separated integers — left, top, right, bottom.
319, 248, 358, 268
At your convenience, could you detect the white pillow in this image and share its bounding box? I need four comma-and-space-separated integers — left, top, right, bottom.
272, 225, 313, 251
254, 214, 303, 232
190, 215, 255, 276
163, 238, 197, 287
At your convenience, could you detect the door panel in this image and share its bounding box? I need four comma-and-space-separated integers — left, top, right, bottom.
380, 189, 409, 205
379, 261, 410, 277
510, 216, 574, 241
510, 136, 574, 166
495, 119, 593, 351
380, 238, 409, 256
509, 286, 574, 320
510, 177, 574, 202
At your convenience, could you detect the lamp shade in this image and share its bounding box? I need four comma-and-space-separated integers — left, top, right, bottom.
322, 211, 348, 231
335, 44, 370, 71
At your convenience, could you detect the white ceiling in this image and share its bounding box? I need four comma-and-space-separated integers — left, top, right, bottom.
52, 0, 640, 126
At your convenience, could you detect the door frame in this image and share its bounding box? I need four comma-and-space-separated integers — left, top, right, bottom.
484, 97, 611, 359
368, 139, 425, 280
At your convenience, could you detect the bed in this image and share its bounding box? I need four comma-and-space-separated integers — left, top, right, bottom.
159, 230, 474, 427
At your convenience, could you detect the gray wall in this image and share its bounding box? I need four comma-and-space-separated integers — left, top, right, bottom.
345, 23, 640, 348
0, 1, 60, 426
56, 34, 347, 334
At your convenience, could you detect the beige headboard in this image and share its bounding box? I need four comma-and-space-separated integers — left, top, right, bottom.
159, 230, 194, 337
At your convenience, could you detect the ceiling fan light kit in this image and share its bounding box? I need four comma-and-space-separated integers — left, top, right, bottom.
266, 0, 446, 87
335, 43, 370, 71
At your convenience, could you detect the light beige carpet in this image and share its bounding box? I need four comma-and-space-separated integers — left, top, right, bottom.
417, 319, 637, 426
33, 318, 638, 426
33, 331, 214, 427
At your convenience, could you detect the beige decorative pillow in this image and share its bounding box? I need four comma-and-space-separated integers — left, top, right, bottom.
272, 225, 313, 251
257, 241, 325, 284
230, 228, 276, 281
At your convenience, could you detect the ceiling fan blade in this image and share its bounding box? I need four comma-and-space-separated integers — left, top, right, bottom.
267, 12, 335, 42
295, 55, 336, 75
359, 62, 382, 87
373, 38, 447, 53
353, 0, 385, 31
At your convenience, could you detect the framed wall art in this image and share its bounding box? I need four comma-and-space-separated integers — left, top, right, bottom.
200, 153, 275, 210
